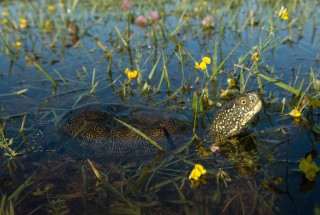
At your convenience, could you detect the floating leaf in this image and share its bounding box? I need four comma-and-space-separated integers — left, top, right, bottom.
299, 154, 320, 181
311, 100, 320, 109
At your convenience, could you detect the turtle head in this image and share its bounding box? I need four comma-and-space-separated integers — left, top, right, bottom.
209, 91, 262, 142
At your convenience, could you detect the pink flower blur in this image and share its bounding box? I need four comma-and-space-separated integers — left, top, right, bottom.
121, 0, 131, 10
210, 145, 220, 153
150, 11, 160, 21
201, 15, 215, 28
135, 15, 148, 28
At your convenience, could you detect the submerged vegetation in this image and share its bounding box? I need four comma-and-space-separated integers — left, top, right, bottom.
0, 0, 320, 214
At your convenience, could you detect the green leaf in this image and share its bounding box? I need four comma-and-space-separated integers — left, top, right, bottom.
255, 72, 301, 96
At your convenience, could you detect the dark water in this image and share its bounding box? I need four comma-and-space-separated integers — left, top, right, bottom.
1, 0, 320, 214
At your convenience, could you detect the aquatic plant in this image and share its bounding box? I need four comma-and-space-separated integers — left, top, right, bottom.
0, 0, 319, 214
299, 154, 320, 181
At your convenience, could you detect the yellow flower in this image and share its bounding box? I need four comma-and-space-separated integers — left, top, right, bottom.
189, 164, 207, 180
277, 6, 289, 20
13, 41, 21, 47
2, 10, 9, 17
252, 52, 259, 62
47, 5, 56, 12
2, 18, 8, 25
125, 68, 139, 79
299, 154, 320, 181
195, 57, 211, 71
227, 78, 236, 88
19, 18, 28, 28
195, 61, 207, 70
25, 54, 33, 66
183, 15, 190, 21
198, 146, 212, 157
220, 89, 229, 98
59, 3, 65, 9
45, 20, 52, 32
195, 61, 200, 69
199, 62, 207, 70
191, 175, 207, 188
273, 176, 283, 185
289, 108, 301, 118
202, 56, 211, 64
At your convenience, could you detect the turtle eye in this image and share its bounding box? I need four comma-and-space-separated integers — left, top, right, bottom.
240, 98, 247, 105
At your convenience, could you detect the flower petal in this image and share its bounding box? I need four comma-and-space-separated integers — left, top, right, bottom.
199, 62, 207, 70
202, 57, 211, 64
252, 52, 259, 62
195, 62, 201, 70
278, 6, 289, 20
195, 164, 207, 175
289, 108, 301, 118
189, 168, 201, 180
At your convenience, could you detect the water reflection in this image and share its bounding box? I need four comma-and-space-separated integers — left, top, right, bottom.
1, 0, 320, 214
67, 21, 80, 48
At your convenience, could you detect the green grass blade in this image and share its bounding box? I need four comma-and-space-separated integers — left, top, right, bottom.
0, 89, 28, 97
192, 92, 198, 133
256, 72, 301, 96
8, 175, 34, 204
169, 5, 188, 37
95, 38, 108, 52
114, 26, 128, 47
54, 69, 67, 85
152, 176, 184, 190
87, 160, 133, 206
173, 182, 190, 215
9, 201, 14, 215
90, 82, 99, 94
0, 195, 6, 215
142, 54, 161, 92
208, 42, 241, 83
19, 113, 26, 133
113, 117, 164, 151
15, 89, 28, 95
163, 52, 171, 92
33, 62, 58, 89
90, 68, 99, 94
